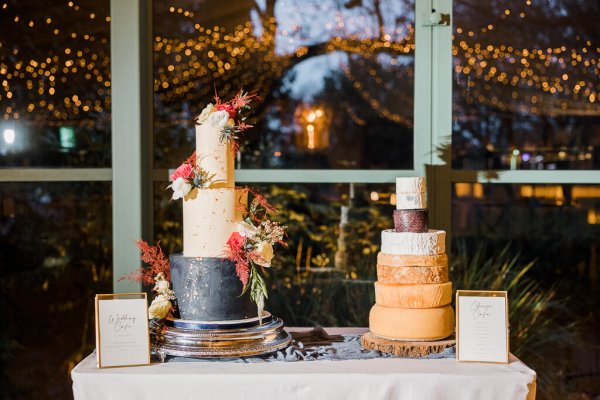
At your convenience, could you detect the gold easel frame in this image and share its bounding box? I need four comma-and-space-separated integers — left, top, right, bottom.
95, 293, 150, 368
456, 290, 509, 364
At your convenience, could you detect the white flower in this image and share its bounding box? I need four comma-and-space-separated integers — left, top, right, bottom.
237, 222, 258, 238
208, 110, 230, 129
148, 295, 172, 320
155, 278, 170, 292
152, 273, 176, 300
252, 241, 274, 268
196, 103, 215, 124
170, 177, 192, 200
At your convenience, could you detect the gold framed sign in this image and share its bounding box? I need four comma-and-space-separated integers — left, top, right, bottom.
456, 290, 509, 364
95, 293, 150, 368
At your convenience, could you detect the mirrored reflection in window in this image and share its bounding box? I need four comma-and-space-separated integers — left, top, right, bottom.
453, 183, 600, 247
154, 182, 395, 325
0, 1, 111, 167
0, 182, 112, 398
452, 181, 600, 296
452, 1, 600, 170
153, 0, 415, 170
452, 182, 600, 395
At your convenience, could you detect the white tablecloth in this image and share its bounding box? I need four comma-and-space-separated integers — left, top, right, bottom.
71, 328, 536, 400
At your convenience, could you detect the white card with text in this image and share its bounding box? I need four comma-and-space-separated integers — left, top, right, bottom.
95, 294, 150, 368
457, 290, 509, 363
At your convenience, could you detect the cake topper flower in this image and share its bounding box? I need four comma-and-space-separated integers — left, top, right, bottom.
195, 89, 261, 150
224, 188, 286, 321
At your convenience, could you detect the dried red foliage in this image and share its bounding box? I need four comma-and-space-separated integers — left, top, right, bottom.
183, 151, 196, 167
238, 186, 277, 215
214, 89, 261, 113
235, 122, 254, 131
224, 232, 250, 287
117, 240, 170, 285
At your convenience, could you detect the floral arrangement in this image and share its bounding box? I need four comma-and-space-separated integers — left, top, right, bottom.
167, 152, 216, 200
196, 89, 261, 148
224, 189, 286, 319
148, 272, 176, 319
118, 240, 176, 320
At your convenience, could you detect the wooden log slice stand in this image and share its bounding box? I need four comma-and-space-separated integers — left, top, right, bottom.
360, 331, 456, 358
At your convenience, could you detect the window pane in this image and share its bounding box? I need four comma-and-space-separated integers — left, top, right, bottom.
153, 0, 415, 170
154, 182, 395, 325
0, 182, 112, 398
452, 1, 600, 170
0, 1, 111, 167
452, 182, 600, 395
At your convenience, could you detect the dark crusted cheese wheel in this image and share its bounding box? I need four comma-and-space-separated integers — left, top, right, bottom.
393, 209, 429, 233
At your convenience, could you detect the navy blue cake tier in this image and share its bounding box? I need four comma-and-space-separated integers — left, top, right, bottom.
170, 254, 257, 321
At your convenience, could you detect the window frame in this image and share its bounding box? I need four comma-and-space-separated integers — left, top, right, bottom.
0, 0, 452, 291
4, 0, 598, 293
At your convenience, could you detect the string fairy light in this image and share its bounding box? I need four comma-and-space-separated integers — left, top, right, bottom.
0, 1, 598, 130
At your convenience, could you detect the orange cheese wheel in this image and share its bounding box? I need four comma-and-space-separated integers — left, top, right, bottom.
377, 264, 448, 284
369, 304, 455, 341
375, 281, 453, 308
378, 252, 448, 267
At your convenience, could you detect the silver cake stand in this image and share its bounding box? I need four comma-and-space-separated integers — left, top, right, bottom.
150, 314, 292, 361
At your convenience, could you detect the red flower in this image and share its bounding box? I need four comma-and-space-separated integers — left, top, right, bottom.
170, 163, 194, 181
216, 103, 237, 119
226, 231, 245, 251
234, 259, 250, 288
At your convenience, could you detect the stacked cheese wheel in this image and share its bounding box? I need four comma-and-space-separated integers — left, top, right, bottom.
369, 177, 455, 341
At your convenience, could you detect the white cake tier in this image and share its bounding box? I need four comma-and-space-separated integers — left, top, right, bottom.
183, 187, 247, 257
381, 229, 446, 256
395, 192, 426, 210
396, 177, 426, 193
196, 123, 234, 187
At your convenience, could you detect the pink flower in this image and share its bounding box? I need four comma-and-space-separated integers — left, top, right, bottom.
226, 232, 245, 252
170, 163, 194, 181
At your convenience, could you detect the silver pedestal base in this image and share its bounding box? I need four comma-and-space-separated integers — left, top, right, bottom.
150, 317, 292, 360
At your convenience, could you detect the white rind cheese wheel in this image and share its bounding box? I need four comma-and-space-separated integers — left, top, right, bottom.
376, 264, 448, 284
396, 177, 426, 194
196, 123, 234, 187
377, 252, 448, 267
375, 282, 452, 308
183, 188, 247, 257
369, 304, 455, 341
381, 229, 446, 256
395, 192, 426, 210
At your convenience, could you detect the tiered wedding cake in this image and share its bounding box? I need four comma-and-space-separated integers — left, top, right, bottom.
141, 92, 291, 359
168, 121, 256, 321
369, 177, 455, 341
166, 92, 284, 323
